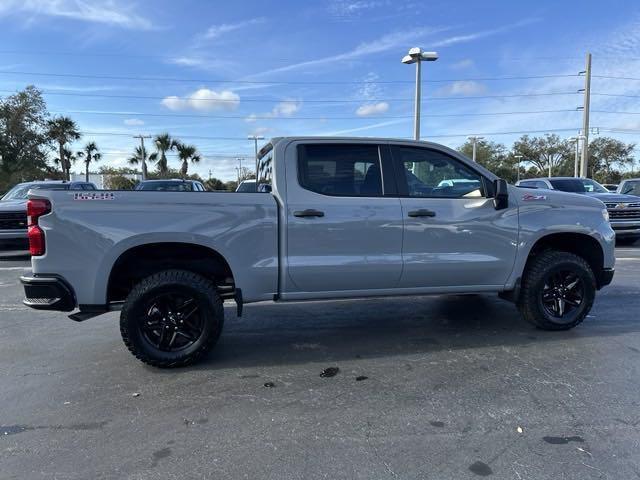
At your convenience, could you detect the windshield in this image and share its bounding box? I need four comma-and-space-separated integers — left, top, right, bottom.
1, 183, 68, 200
137, 181, 194, 191
621, 180, 640, 196
549, 178, 609, 194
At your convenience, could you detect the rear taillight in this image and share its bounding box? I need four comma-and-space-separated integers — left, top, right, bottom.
27, 199, 51, 256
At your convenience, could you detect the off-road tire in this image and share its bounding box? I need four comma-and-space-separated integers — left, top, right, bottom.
120, 269, 224, 368
517, 250, 596, 331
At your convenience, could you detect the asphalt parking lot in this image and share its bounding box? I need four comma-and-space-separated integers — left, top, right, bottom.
1, 247, 639, 480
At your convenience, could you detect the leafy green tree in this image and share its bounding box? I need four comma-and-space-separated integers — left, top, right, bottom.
511, 134, 572, 178
77, 141, 101, 182
458, 139, 518, 182
47, 116, 80, 180
0, 86, 52, 190
204, 177, 226, 191
587, 137, 635, 183
174, 142, 201, 177
105, 175, 138, 190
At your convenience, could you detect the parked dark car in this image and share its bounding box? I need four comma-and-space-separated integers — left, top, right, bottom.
0, 181, 97, 250
134, 179, 206, 191
516, 176, 640, 243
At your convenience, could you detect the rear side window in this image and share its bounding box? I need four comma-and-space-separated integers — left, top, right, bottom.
297, 144, 382, 197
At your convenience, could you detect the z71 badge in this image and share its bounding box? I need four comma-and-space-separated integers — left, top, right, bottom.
522, 193, 547, 201
73, 192, 115, 201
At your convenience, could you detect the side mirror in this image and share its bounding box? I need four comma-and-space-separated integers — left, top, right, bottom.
493, 179, 509, 210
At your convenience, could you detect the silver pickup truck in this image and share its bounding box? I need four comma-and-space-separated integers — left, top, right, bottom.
21, 137, 615, 367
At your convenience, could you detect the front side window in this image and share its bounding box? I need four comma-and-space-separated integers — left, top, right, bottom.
297, 144, 382, 197
391, 146, 484, 198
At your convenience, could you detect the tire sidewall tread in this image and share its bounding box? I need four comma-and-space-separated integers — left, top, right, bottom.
120, 269, 224, 368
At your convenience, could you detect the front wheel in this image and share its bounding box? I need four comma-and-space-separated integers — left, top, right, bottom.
517, 250, 596, 331
120, 270, 224, 368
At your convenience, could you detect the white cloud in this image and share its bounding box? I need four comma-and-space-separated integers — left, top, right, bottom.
161, 89, 240, 112
202, 18, 264, 40
0, 0, 155, 30
124, 118, 144, 126
271, 100, 300, 117
250, 26, 449, 78
246, 99, 301, 122
438, 81, 486, 96
328, 0, 385, 18
356, 102, 389, 116
432, 18, 540, 48
450, 59, 474, 70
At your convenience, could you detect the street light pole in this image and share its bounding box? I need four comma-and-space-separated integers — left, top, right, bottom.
579, 52, 592, 178
468, 136, 484, 162
402, 48, 438, 141
514, 155, 523, 182
248, 135, 265, 191
133, 134, 152, 180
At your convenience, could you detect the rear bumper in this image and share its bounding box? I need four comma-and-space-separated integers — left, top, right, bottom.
20, 275, 76, 312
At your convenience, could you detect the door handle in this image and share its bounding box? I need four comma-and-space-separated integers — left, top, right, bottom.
407, 209, 436, 218
293, 209, 325, 218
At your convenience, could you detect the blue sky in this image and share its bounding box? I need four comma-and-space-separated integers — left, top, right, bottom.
0, 0, 639, 180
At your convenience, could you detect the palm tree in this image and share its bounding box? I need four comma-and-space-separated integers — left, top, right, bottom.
153, 133, 174, 175
47, 116, 81, 180
128, 146, 150, 179
77, 142, 101, 182
174, 142, 201, 177
53, 147, 77, 179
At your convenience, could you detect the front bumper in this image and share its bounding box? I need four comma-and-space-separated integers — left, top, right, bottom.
20, 275, 76, 312
611, 223, 640, 238
598, 268, 615, 289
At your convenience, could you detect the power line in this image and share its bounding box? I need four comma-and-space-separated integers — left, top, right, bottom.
77, 127, 586, 141
54, 108, 579, 120
0, 69, 581, 85
0, 88, 581, 104
593, 75, 640, 81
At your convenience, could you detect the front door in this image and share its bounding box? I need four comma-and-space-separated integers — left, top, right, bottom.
390, 144, 519, 288
285, 142, 403, 293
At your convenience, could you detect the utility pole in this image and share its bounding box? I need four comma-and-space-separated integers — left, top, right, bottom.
236, 158, 243, 183
248, 135, 264, 191
514, 155, 523, 182
402, 48, 438, 140
133, 134, 151, 180
468, 136, 484, 162
579, 53, 592, 178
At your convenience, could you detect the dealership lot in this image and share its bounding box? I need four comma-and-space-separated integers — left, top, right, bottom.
1, 247, 639, 479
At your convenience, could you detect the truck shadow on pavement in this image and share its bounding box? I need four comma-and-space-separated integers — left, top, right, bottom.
186, 292, 640, 371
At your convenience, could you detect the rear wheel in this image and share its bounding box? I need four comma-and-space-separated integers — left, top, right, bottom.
517, 250, 596, 330
120, 270, 224, 367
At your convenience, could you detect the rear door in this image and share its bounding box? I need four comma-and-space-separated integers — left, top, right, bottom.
284, 142, 403, 293
390, 144, 519, 288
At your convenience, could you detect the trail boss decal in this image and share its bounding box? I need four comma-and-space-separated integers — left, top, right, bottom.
522, 193, 548, 201
73, 192, 115, 201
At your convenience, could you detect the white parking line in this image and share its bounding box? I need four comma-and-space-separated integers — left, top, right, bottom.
616, 257, 640, 261
0, 267, 31, 271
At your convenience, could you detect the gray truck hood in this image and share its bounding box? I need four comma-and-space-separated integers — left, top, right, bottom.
585, 192, 640, 204
511, 185, 605, 209
0, 199, 27, 212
